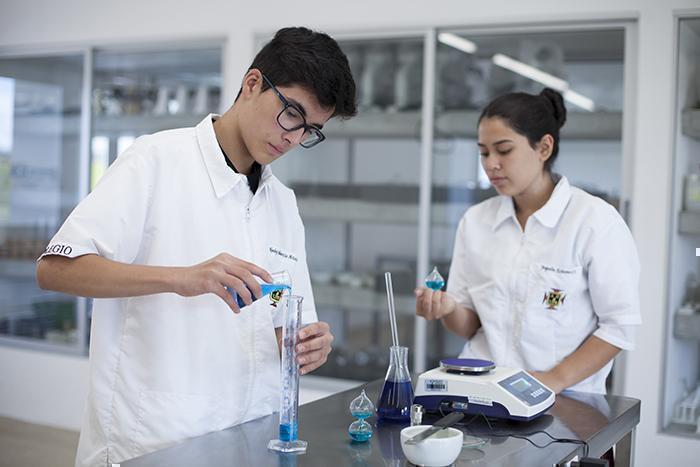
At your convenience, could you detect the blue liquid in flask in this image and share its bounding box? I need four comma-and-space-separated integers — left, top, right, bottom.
376, 380, 414, 422
425, 266, 445, 291
348, 423, 373, 442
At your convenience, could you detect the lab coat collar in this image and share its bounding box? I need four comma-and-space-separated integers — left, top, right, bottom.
493, 196, 516, 231
196, 114, 273, 198
492, 174, 571, 231
532, 174, 571, 228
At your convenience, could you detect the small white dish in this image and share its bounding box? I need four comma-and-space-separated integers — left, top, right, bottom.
400, 425, 464, 466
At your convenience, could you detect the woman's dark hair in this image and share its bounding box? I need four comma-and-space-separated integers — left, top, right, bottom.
478, 88, 567, 172
246, 27, 357, 119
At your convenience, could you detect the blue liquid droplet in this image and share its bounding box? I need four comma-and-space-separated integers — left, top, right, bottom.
349, 430, 372, 442
425, 280, 445, 291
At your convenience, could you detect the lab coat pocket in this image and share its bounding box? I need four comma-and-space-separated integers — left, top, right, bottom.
129, 390, 225, 457
521, 263, 582, 371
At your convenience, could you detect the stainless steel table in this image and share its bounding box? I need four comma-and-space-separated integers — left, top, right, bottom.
122, 378, 640, 466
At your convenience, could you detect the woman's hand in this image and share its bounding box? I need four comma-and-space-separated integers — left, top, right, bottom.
529, 370, 565, 395
415, 287, 458, 320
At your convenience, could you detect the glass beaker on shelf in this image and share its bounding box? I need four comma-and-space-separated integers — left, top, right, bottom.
376, 345, 413, 423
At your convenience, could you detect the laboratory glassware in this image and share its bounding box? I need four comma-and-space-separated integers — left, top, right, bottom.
424, 266, 445, 291
377, 272, 414, 422
377, 345, 414, 422
268, 295, 307, 453
348, 389, 375, 442
410, 404, 424, 426
228, 270, 291, 308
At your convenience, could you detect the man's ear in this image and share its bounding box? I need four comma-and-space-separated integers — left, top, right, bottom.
239, 69, 263, 99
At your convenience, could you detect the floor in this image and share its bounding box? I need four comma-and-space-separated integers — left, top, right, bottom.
0, 416, 78, 467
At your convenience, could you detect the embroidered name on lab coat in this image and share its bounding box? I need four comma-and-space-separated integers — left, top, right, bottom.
540, 265, 577, 274
269, 246, 298, 262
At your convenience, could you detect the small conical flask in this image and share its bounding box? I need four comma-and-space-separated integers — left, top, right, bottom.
424, 266, 445, 291
376, 346, 413, 422
348, 389, 374, 442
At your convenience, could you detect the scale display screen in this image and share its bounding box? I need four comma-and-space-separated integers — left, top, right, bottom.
497, 371, 551, 406
510, 378, 531, 392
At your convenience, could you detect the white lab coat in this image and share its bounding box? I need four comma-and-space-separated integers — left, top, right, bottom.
446, 175, 641, 394
40, 116, 317, 467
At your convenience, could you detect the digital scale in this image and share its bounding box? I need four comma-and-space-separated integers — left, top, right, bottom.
413, 358, 555, 422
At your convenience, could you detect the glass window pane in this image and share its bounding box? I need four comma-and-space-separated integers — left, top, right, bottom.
91, 46, 222, 175
665, 17, 700, 438
273, 37, 424, 380
0, 54, 84, 347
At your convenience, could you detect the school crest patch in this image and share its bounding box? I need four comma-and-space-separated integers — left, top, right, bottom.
543, 288, 566, 310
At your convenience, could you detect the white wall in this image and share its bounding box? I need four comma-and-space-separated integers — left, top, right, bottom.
2, 0, 700, 464
0, 346, 88, 430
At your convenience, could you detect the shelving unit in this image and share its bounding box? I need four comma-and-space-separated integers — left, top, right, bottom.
682, 108, 700, 140
324, 109, 623, 140
92, 113, 209, 135
678, 211, 700, 234
314, 283, 414, 315
674, 312, 700, 340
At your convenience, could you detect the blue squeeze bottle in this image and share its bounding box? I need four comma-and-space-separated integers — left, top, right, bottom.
227, 270, 291, 308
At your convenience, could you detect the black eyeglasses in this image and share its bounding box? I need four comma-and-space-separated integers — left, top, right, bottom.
262, 74, 326, 149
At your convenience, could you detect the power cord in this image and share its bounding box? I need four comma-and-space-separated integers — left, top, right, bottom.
437, 407, 592, 460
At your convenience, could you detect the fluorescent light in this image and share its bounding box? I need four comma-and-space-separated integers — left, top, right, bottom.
492, 53, 596, 112
438, 33, 477, 54
492, 53, 567, 90
563, 90, 595, 112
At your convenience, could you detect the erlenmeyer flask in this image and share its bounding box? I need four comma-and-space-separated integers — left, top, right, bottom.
376, 345, 413, 422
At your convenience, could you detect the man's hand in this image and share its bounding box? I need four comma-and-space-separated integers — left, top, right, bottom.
296, 322, 333, 375
173, 253, 272, 313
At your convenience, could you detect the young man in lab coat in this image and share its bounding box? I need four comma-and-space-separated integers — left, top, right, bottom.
36, 27, 357, 467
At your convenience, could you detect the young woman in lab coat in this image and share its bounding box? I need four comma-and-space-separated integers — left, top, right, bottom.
415, 88, 641, 395
36, 28, 355, 467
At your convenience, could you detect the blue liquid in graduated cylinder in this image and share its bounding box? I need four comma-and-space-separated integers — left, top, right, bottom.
377, 380, 414, 422
279, 421, 298, 442
230, 283, 290, 308
425, 279, 445, 291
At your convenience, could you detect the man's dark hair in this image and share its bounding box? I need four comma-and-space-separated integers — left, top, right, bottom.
247, 27, 357, 119
478, 87, 567, 172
